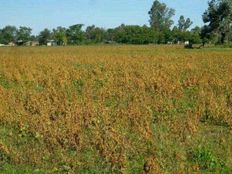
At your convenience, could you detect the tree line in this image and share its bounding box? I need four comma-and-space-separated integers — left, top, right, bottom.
0, 0, 231, 46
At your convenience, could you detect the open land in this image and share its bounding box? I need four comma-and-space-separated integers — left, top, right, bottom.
0, 45, 232, 173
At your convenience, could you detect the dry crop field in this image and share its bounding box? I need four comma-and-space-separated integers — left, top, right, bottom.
0, 45, 232, 173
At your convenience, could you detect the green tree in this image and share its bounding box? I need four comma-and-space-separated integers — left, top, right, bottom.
200, 25, 215, 46
106, 28, 116, 42
148, 0, 175, 31
85, 25, 106, 43
190, 26, 201, 44
172, 26, 181, 43
172, 26, 192, 43
178, 15, 193, 31
0, 26, 17, 44
113, 24, 157, 44
0, 30, 3, 43
66, 24, 85, 45
17, 26, 32, 43
202, 0, 232, 44
38, 28, 52, 45
53, 27, 67, 46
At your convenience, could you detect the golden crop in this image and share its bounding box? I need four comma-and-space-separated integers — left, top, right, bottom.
0, 45, 232, 173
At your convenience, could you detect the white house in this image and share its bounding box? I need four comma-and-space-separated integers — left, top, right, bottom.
47, 40, 56, 46
184, 41, 190, 45
8, 42, 15, 46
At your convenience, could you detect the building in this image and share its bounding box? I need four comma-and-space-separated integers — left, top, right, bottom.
31, 41, 39, 46
8, 42, 15, 46
25, 41, 39, 46
16, 40, 24, 46
47, 40, 56, 46
184, 41, 190, 45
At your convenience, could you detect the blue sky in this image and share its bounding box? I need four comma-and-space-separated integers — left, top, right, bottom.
0, 0, 208, 34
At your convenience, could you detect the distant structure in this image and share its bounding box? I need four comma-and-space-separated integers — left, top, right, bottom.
104, 40, 116, 44
8, 42, 15, 46
14, 40, 40, 46
184, 41, 190, 45
25, 41, 39, 46
184, 40, 193, 49
47, 40, 56, 46
16, 40, 24, 46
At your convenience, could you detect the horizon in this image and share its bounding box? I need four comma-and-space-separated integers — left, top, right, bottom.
0, 0, 208, 34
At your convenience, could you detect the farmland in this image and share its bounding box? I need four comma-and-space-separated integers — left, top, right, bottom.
0, 45, 232, 173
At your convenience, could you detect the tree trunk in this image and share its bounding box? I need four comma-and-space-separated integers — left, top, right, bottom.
220, 32, 226, 44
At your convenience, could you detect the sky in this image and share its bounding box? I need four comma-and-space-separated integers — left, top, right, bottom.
0, 0, 208, 34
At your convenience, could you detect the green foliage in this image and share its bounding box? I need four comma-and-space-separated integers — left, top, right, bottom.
86, 25, 106, 43
66, 24, 86, 45
0, 77, 11, 89
53, 26, 68, 46
202, 0, 232, 44
0, 75, 19, 89
191, 26, 202, 44
73, 79, 84, 96
16, 26, 32, 44
148, 0, 175, 31
114, 25, 158, 44
38, 28, 52, 45
0, 164, 40, 174
188, 146, 229, 173
178, 15, 193, 31
75, 148, 112, 174
0, 26, 17, 44
125, 154, 145, 174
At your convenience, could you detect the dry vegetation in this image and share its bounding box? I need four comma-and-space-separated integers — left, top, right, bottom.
0, 45, 232, 173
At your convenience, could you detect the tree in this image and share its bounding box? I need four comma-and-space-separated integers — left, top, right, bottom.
172, 16, 194, 44
106, 28, 116, 42
113, 24, 157, 44
172, 26, 181, 43
38, 28, 52, 45
172, 26, 193, 43
190, 26, 201, 44
85, 25, 106, 43
148, 0, 175, 31
202, 0, 232, 44
178, 15, 193, 31
17, 26, 32, 43
53, 27, 67, 46
0, 30, 3, 43
200, 26, 213, 46
0, 26, 17, 44
66, 24, 85, 45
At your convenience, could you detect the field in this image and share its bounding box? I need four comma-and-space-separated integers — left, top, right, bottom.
0, 45, 232, 173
